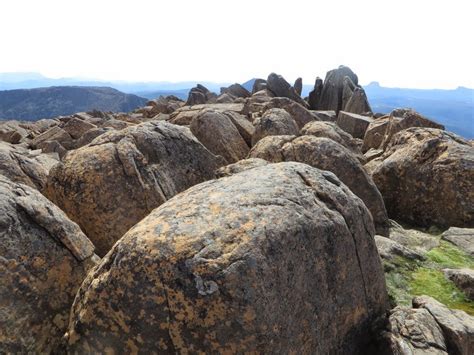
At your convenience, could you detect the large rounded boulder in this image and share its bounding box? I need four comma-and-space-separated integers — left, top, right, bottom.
65, 162, 388, 353
45, 121, 223, 256
366, 128, 474, 227
252, 108, 299, 145
0, 175, 97, 353
250, 135, 389, 236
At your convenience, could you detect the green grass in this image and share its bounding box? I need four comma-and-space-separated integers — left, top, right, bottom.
384, 240, 474, 315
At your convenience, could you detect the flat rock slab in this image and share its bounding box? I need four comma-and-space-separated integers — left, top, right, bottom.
337, 111, 374, 139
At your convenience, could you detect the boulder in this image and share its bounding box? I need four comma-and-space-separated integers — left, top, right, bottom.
185, 84, 216, 106
215, 158, 269, 177
0, 175, 97, 353
0, 120, 29, 144
222, 83, 251, 98
362, 117, 390, 152
337, 111, 374, 139
45, 121, 223, 256
443, 269, 474, 300
251, 78, 267, 94
375, 236, 425, 262
344, 87, 372, 114
37, 140, 68, 159
216, 93, 235, 103
266, 73, 308, 107
294, 77, 303, 96
252, 108, 299, 146
308, 77, 323, 110
222, 111, 255, 147
60, 117, 97, 139
311, 110, 337, 122
366, 128, 474, 228
364, 148, 384, 162
190, 110, 249, 163
0, 141, 59, 190
387, 220, 440, 255
249, 135, 389, 236
30, 125, 74, 150
301, 121, 364, 159
65, 162, 389, 354
379, 109, 445, 150
262, 97, 317, 129
381, 306, 448, 354
441, 228, 474, 256
413, 296, 474, 355
169, 103, 246, 126
317, 65, 359, 112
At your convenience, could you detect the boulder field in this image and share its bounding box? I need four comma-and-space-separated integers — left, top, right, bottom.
0, 65, 473, 354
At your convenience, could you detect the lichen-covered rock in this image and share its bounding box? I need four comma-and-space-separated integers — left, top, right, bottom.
0, 141, 59, 190
381, 306, 448, 354
375, 236, 425, 262
190, 110, 249, 163
0, 175, 97, 353
45, 121, 222, 256
443, 269, 474, 300
215, 158, 268, 177
413, 296, 474, 355
366, 128, 474, 228
65, 162, 389, 353
252, 108, 299, 145
441, 228, 474, 256
262, 97, 317, 129
362, 117, 390, 152
0, 120, 29, 144
301, 120, 364, 160
337, 111, 374, 139
222, 111, 255, 147
250, 135, 389, 236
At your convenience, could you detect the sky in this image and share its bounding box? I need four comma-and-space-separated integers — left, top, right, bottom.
0, 0, 473, 89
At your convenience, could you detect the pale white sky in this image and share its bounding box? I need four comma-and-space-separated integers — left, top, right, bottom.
1, 0, 473, 89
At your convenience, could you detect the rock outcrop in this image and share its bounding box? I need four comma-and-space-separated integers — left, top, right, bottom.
266, 73, 308, 107
185, 84, 217, 106
366, 128, 474, 228
190, 110, 250, 163
308, 77, 323, 110
337, 111, 374, 139
250, 135, 389, 236
293, 77, 303, 96
0, 175, 97, 353
443, 269, 474, 300
262, 97, 317, 129
45, 121, 223, 256
441, 228, 474, 256
221, 83, 251, 98
65, 162, 388, 353
252, 108, 299, 145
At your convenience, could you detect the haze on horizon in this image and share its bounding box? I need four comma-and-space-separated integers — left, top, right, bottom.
1, 0, 473, 90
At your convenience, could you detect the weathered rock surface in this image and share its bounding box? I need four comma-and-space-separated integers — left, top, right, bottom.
262, 97, 317, 129
250, 135, 389, 236
65, 162, 389, 354
362, 117, 390, 152
444, 269, 474, 300
344, 87, 372, 114
308, 77, 323, 110
381, 306, 448, 354
375, 236, 425, 262
0, 141, 59, 190
337, 111, 374, 139
311, 110, 337, 122
190, 110, 249, 163
215, 158, 268, 177
366, 128, 474, 228
266, 73, 308, 107
0, 175, 97, 353
293, 77, 303, 96
222, 111, 255, 147
252, 108, 299, 145
317, 66, 359, 112
387, 220, 440, 255
185, 84, 217, 106
251, 78, 267, 94
413, 296, 474, 355
222, 83, 251, 98
169, 103, 245, 126
0, 120, 29, 144
441, 228, 474, 256
45, 121, 223, 256
301, 121, 364, 159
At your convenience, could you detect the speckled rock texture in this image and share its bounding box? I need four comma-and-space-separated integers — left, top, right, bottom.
45, 121, 223, 256
0, 141, 59, 190
252, 108, 299, 146
190, 110, 250, 163
366, 128, 474, 228
262, 97, 317, 129
441, 228, 474, 256
381, 306, 448, 354
0, 175, 97, 353
249, 135, 389, 236
215, 158, 269, 177
65, 162, 389, 354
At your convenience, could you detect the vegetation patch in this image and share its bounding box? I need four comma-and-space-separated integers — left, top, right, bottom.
384, 240, 474, 315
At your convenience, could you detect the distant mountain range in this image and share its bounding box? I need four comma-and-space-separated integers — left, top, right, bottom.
0, 73, 472, 138
0, 86, 147, 120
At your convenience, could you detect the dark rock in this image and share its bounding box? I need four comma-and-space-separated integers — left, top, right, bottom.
250, 135, 389, 236
263, 97, 317, 129
185, 84, 216, 106
222, 83, 251, 98
413, 296, 474, 355
266, 73, 308, 107
65, 162, 389, 354
252, 108, 299, 146
294, 77, 303, 96
0, 175, 97, 353
344, 87, 372, 114
37, 140, 67, 160
308, 77, 323, 110
251, 78, 267, 94
45, 121, 223, 256
311, 110, 337, 122
318, 65, 358, 112
337, 111, 374, 139
366, 128, 474, 228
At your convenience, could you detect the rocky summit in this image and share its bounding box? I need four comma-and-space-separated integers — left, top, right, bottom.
0, 65, 473, 354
